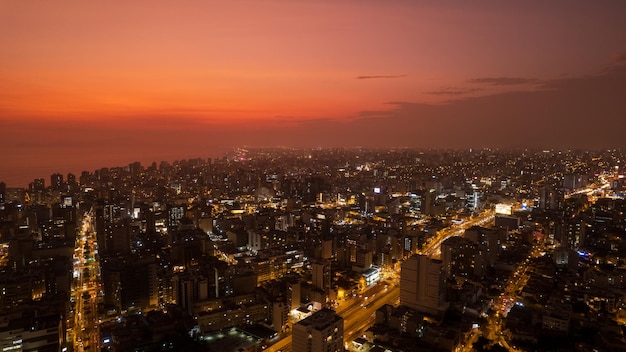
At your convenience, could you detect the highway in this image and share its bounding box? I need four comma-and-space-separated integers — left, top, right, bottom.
420, 210, 495, 258
264, 210, 498, 351
202, 181, 614, 351
265, 335, 292, 352
71, 210, 101, 352
342, 286, 400, 344
264, 282, 399, 352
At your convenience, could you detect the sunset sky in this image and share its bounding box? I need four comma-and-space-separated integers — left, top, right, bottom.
2, 1, 626, 187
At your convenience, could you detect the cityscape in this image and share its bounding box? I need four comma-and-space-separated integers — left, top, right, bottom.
3, 1, 626, 351
1, 148, 626, 351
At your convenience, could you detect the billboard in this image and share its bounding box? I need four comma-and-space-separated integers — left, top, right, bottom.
495, 203, 512, 215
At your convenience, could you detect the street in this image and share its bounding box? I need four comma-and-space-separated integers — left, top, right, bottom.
71, 210, 101, 352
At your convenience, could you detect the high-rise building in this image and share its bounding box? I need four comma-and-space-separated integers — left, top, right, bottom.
463, 226, 501, 267
128, 161, 143, 175
312, 260, 330, 291
101, 256, 158, 312
29, 178, 45, 193
563, 174, 586, 192
66, 172, 78, 192
303, 176, 327, 204
292, 308, 343, 352
465, 191, 481, 211
108, 219, 133, 255
50, 173, 63, 191
440, 236, 487, 279
0, 181, 5, 204
0, 309, 62, 352
321, 239, 333, 260
172, 271, 209, 314
168, 205, 185, 234
539, 186, 564, 211
353, 248, 373, 272
287, 278, 301, 310
565, 216, 586, 248
400, 254, 447, 317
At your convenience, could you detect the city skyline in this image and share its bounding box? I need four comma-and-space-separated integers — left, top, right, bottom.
1, 147, 625, 351
2, 1, 626, 186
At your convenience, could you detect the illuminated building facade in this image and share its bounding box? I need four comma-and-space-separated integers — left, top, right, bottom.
292, 308, 343, 352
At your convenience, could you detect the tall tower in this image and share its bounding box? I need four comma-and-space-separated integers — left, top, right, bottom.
400, 254, 447, 317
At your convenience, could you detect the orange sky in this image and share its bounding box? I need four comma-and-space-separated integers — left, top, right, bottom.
2, 1, 626, 186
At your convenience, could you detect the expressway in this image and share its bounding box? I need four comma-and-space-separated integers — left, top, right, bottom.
265, 210, 496, 352
264, 282, 399, 352
342, 286, 400, 344
420, 210, 495, 258
71, 210, 102, 352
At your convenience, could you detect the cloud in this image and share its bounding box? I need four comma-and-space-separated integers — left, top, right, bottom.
357, 110, 394, 118
425, 87, 483, 95
3, 63, 626, 187
468, 77, 539, 85
610, 48, 626, 64
288, 63, 626, 150
356, 74, 407, 80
